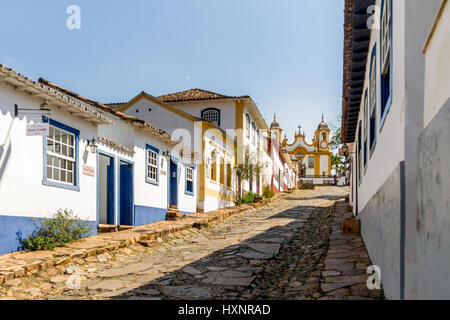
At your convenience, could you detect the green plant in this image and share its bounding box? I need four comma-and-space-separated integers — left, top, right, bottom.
263, 185, 275, 199
20, 209, 93, 251
240, 191, 260, 204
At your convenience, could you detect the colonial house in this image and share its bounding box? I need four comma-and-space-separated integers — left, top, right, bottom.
266, 116, 297, 193
282, 152, 298, 191
0, 66, 196, 254
157, 89, 269, 197
107, 91, 237, 213
342, 0, 447, 299
282, 116, 333, 185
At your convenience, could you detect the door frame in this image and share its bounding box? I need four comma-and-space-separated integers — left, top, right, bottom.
118, 158, 134, 226
168, 156, 179, 207
97, 150, 117, 226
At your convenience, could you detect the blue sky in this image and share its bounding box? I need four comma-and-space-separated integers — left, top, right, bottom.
0, 0, 344, 140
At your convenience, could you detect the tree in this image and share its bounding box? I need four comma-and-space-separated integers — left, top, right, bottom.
236, 147, 264, 198
329, 119, 350, 178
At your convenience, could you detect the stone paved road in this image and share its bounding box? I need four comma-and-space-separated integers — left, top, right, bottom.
2, 187, 354, 300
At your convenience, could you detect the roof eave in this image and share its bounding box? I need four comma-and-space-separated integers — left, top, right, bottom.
0, 65, 112, 125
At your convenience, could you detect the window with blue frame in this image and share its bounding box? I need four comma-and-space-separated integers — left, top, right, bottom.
369, 45, 377, 153
185, 166, 194, 195
146, 144, 159, 185
358, 122, 362, 184
42, 117, 79, 191
380, 0, 392, 126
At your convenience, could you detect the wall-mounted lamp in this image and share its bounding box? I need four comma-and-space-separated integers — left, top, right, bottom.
162, 150, 170, 161
88, 138, 98, 154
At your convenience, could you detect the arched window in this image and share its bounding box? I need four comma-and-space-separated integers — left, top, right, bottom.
251, 122, 256, 145
201, 108, 220, 126
257, 129, 261, 150
245, 114, 251, 139
211, 153, 217, 182
322, 132, 327, 142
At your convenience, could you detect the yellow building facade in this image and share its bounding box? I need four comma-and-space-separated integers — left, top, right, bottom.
282, 116, 333, 184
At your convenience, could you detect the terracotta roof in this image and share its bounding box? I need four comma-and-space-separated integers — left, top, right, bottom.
341, 0, 374, 143
38, 79, 188, 147
158, 88, 250, 103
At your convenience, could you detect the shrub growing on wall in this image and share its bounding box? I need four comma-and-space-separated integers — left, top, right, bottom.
20, 209, 93, 251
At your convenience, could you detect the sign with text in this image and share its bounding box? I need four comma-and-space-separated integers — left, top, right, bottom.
82, 165, 95, 177
26, 123, 49, 136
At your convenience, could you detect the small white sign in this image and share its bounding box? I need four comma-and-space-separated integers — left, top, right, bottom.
82, 165, 95, 177
26, 123, 49, 136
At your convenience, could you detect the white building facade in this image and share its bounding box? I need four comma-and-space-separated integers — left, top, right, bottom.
342, 0, 445, 299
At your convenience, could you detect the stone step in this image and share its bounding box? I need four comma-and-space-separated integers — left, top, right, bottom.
166, 211, 186, 221
118, 225, 134, 231
138, 240, 159, 248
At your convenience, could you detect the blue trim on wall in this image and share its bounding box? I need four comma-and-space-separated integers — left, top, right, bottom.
134, 205, 167, 226
0, 215, 97, 255
145, 144, 160, 186
41, 116, 80, 192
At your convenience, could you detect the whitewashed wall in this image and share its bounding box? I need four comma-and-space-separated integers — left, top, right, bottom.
423, 2, 450, 128
124, 98, 195, 147
0, 83, 98, 221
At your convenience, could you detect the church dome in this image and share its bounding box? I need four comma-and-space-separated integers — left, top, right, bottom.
270, 114, 281, 130
317, 114, 329, 130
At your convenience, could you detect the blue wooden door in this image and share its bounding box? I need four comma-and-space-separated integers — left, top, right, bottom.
106, 162, 115, 225
170, 160, 178, 206
120, 162, 133, 226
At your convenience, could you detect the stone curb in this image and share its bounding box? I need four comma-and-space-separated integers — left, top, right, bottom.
0, 192, 291, 285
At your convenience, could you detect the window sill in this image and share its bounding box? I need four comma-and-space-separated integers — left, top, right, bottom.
42, 179, 80, 192
146, 179, 159, 186
185, 190, 194, 197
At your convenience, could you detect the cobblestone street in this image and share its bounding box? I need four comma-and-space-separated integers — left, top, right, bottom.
0, 187, 381, 300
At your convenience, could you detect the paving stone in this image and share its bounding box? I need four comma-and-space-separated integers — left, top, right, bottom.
49, 276, 68, 284
182, 266, 202, 275
135, 288, 160, 296
159, 285, 212, 299
88, 280, 127, 291
212, 276, 255, 287
322, 270, 341, 277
